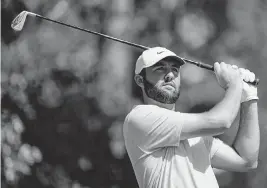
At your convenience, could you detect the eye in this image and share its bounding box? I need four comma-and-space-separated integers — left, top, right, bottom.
154, 67, 165, 72
172, 67, 180, 73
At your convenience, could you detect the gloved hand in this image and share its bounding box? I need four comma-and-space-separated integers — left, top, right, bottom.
233, 66, 259, 103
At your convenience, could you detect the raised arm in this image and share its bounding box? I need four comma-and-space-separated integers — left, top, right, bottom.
210, 68, 260, 172
180, 62, 243, 140
233, 69, 260, 166
125, 62, 244, 151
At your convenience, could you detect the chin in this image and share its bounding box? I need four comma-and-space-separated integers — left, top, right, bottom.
162, 88, 178, 95
162, 92, 180, 100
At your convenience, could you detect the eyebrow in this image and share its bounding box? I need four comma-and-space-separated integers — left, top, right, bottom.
153, 61, 180, 68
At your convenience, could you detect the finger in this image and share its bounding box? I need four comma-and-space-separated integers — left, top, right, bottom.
239, 68, 246, 73
239, 68, 246, 79
220, 62, 227, 72
226, 64, 232, 68
244, 69, 250, 82
214, 62, 221, 75
226, 63, 235, 74
233, 65, 241, 75
225, 63, 233, 70
232, 65, 238, 69
248, 71, 255, 82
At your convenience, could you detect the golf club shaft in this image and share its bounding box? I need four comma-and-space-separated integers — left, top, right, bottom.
32, 13, 259, 85
35, 14, 149, 50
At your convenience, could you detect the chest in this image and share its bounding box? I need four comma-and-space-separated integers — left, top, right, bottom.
180, 138, 211, 173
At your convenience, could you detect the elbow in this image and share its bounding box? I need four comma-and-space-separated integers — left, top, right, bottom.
247, 160, 258, 170
243, 153, 259, 171
222, 120, 232, 129
216, 118, 232, 131
217, 115, 232, 129
242, 160, 258, 172
212, 118, 231, 130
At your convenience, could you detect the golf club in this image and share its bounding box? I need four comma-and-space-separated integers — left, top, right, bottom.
11, 11, 259, 85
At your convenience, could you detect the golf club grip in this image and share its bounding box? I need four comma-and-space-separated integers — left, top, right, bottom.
183, 59, 260, 86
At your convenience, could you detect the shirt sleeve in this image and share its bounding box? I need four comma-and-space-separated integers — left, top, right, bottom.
203, 136, 224, 159
126, 105, 184, 152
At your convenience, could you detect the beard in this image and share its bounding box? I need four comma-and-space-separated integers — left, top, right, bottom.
143, 78, 180, 104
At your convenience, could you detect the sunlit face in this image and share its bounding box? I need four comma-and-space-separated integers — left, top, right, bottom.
142, 58, 182, 104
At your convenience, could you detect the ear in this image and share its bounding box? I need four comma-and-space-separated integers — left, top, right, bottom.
134, 74, 144, 88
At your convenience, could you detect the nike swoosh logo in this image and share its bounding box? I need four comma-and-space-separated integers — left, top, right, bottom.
157, 51, 165, 54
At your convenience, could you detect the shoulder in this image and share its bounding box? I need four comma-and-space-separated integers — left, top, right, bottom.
131, 104, 160, 113
123, 105, 158, 139
123, 104, 167, 132
125, 105, 160, 122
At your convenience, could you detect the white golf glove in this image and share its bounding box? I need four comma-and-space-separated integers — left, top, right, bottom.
235, 67, 259, 103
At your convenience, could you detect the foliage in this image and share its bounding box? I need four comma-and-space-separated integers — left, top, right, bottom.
2, 0, 267, 187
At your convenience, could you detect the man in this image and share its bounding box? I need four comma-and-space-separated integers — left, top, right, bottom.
123, 47, 259, 188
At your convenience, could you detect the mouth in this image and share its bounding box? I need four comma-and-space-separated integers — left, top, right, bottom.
163, 83, 176, 89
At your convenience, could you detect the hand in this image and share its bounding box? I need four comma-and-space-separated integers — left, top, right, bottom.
238, 67, 259, 103
214, 62, 242, 90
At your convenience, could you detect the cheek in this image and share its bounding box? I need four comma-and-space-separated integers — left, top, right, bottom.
174, 76, 181, 86
149, 79, 165, 88
146, 73, 165, 85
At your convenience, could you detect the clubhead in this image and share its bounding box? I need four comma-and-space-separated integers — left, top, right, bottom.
11, 11, 28, 31
11, 11, 36, 31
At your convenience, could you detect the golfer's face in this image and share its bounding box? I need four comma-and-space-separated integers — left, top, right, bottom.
145, 60, 181, 94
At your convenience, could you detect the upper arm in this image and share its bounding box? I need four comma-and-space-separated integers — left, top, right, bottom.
126, 105, 183, 151
180, 112, 228, 140
126, 105, 230, 151
210, 139, 257, 172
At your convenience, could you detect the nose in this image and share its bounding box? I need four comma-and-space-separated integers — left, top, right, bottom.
164, 71, 175, 82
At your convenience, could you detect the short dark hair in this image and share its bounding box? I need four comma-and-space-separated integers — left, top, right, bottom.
139, 69, 146, 79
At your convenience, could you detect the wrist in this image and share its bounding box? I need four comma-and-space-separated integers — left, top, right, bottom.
241, 98, 259, 104
241, 99, 258, 110
241, 83, 258, 103
227, 80, 242, 90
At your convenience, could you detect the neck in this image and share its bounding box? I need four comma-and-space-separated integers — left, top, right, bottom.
143, 93, 176, 111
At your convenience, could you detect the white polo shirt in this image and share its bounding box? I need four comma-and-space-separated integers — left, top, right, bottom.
123, 105, 223, 188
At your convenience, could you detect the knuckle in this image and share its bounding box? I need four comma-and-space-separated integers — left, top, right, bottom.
232, 65, 238, 69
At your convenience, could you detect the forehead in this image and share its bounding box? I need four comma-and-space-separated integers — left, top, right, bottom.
151, 57, 182, 68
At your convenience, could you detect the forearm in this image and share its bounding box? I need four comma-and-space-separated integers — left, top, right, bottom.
208, 82, 242, 128
233, 100, 260, 165
217, 113, 240, 145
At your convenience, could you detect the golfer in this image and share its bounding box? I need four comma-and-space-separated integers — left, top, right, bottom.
123, 47, 259, 188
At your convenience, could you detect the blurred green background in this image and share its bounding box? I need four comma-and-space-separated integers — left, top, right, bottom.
1, 0, 267, 188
